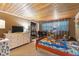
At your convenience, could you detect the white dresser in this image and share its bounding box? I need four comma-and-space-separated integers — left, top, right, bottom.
4, 32, 30, 49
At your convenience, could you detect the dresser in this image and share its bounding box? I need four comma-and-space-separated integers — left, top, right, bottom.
4, 32, 30, 49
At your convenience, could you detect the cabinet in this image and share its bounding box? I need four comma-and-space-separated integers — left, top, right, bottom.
4, 32, 30, 49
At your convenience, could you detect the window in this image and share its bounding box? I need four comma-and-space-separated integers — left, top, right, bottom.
0, 19, 5, 29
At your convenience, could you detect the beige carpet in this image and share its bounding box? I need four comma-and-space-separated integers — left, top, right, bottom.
10, 42, 57, 56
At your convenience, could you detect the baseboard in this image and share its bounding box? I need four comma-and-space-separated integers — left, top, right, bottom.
10, 41, 32, 50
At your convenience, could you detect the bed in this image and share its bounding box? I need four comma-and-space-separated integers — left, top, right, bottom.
36, 37, 79, 56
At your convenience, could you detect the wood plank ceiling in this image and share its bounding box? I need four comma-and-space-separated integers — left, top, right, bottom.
0, 3, 79, 21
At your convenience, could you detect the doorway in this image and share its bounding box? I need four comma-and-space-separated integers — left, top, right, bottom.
30, 22, 37, 41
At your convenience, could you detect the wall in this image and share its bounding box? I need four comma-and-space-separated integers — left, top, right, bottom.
0, 12, 30, 37
69, 18, 75, 38
75, 17, 79, 41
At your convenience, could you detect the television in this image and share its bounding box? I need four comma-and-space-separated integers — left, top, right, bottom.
12, 26, 24, 33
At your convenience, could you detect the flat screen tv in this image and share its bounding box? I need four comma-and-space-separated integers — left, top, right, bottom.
12, 26, 24, 33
